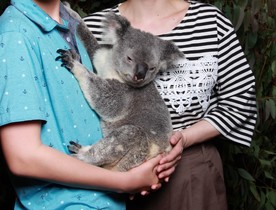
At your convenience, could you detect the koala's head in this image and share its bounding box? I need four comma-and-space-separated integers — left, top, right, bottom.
102, 12, 185, 87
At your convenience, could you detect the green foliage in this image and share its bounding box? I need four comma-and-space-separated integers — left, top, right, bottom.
206, 0, 276, 209
0, 0, 275, 209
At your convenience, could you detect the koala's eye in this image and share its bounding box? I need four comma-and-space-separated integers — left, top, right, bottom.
127, 56, 133, 63
149, 67, 156, 71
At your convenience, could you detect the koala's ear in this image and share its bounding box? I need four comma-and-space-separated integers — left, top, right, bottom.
160, 41, 185, 63
102, 12, 130, 44
158, 41, 185, 72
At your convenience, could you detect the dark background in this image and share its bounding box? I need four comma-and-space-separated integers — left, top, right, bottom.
0, 0, 275, 209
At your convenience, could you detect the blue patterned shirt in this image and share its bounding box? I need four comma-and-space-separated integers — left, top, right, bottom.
0, 0, 125, 209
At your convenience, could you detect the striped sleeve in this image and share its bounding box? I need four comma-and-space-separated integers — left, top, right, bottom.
83, 8, 118, 43
204, 12, 257, 146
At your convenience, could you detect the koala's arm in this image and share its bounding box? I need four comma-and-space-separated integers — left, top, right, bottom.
63, 2, 99, 60
57, 49, 103, 108
57, 49, 128, 118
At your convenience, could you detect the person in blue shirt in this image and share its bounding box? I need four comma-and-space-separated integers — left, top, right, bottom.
0, 0, 183, 209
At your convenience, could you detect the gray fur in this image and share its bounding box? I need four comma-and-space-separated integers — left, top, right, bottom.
58, 10, 184, 171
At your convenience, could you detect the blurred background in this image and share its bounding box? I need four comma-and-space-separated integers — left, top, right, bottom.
0, 0, 275, 209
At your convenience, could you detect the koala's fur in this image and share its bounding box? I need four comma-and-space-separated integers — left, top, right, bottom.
58, 9, 184, 171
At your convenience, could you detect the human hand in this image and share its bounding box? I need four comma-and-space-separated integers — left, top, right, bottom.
156, 131, 185, 182
129, 131, 186, 198
124, 155, 162, 194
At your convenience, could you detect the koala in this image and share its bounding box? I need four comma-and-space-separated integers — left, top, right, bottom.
57, 11, 184, 172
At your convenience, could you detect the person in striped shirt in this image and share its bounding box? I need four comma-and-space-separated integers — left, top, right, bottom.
83, 0, 257, 209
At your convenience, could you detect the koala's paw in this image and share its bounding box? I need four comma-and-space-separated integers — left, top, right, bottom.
67, 140, 82, 154
67, 141, 93, 164
67, 141, 82, 154
56, 49, 80, 71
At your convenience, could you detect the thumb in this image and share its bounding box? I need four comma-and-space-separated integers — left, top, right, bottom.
170, 131, 182, 145
147, 155, 162, 169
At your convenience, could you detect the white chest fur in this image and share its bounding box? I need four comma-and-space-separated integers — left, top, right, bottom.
93, 48, 124, 83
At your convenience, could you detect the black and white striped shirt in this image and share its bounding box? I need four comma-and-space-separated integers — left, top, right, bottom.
83, 1, 257, 147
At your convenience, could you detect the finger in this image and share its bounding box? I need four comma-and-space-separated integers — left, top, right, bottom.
157, 159, 177, 173
148, 154, 162, 168
139, 183, 162, 197
158, 166, 176, 180
140, 191, 149, 196
159, 143, 183, 164
170, 131, 182, 145
158, 157, 180, 173
159, 150, 182, 165
151, 182, 162, 191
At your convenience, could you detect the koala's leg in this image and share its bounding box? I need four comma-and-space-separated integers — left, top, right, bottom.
68, 125, 149, 171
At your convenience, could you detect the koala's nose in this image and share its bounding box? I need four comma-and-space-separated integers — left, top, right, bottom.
134, 63, 148, 81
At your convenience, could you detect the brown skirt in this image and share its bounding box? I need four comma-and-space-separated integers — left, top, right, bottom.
126, 143, 228, 210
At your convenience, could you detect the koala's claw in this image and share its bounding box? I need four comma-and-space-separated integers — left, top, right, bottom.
56, 49, 79, 70
67, 140, 82, 154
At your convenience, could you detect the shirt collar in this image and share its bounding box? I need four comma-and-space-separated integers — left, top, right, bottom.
11, 0, 72, 32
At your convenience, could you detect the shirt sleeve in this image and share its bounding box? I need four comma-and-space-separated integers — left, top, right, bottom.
0, 32, 47, 126
203, 14, 257, 147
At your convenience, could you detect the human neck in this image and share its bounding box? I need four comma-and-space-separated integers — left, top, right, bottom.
33, 0, 62, 23
119, 0, 189, 35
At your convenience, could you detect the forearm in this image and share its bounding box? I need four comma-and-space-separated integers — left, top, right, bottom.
0, 121, 158, 193
181, 119, 221, 148
19, 144, 128, 192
